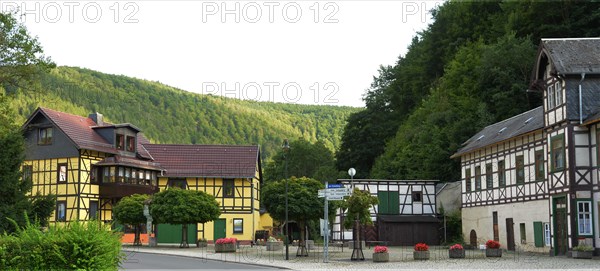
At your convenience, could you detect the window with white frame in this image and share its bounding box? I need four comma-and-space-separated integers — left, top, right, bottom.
551, 135, 565, 171
547, 84, 555, 109
544, 222, 551, 246
577, 201, 592, 236
555, 82, 562, 105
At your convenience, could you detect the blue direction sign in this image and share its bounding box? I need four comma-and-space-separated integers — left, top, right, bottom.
327, 183, 343, 188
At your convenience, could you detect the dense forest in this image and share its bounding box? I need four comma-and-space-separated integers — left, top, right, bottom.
7, 66, 358, 159
336, 1, 600, 181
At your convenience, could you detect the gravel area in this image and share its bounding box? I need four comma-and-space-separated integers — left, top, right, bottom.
122, 244, 600, 270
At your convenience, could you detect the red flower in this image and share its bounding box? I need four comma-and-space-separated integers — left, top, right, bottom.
485, 240, 501, 249
216, 238, 237, 244
450, 244, 464, 250
414, 243, 429, 251
374, 246, 388, 253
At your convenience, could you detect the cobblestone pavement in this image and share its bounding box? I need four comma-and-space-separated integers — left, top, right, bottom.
122, 244, 600, 270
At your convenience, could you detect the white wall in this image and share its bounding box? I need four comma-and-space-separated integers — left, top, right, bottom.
462, 199, 551, 253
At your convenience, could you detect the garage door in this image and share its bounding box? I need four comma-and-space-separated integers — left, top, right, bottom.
157, 224, 197, 244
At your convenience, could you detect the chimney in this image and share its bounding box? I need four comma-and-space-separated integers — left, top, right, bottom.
89, 112, 104, 126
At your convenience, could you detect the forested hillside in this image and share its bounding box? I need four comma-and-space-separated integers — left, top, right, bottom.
8, 66, 358, 158
337, 1, 600, 181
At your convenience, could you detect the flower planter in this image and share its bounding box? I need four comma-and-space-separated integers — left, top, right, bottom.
215, 243, 236, 253
572, 251, 593, 259
196, 241, 207, 248
485, 248, 502, 257
413, 251, 430, 260
372, 252, 389, 262
449, 249, 465, 258
266, 241, 283, 251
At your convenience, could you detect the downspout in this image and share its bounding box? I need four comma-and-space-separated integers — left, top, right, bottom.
579, 73, 586, 124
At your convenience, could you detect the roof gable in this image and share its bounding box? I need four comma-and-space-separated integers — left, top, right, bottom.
24, 107, 116, 154
144, 144, 260, 179
22, 107, 153, 159
451, 107, 543, 158
537, 38, 600, 77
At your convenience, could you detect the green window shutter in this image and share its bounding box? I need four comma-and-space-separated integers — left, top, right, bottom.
389, 191, 399, 214
377, 191, 388, 214
533, 221, 543, 247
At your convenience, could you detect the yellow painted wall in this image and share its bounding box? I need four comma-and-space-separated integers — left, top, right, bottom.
24, 150, 106, 223
157, 171, 263, 242
260, 213, 274, 231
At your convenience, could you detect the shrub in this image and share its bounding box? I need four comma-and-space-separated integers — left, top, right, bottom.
374, 246, 388, 253
486, 240, 501, 249
414, 243, 429, 251
0, 220, 123, 270
450, 244, 464, 250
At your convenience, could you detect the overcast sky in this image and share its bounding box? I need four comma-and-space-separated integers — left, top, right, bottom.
3, 1, 442, 107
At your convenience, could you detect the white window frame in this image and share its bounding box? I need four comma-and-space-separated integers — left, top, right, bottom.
547, 85, 555, 109
554, 82, 562, 105
577, 201, 593, 236
544, 222, 551, 246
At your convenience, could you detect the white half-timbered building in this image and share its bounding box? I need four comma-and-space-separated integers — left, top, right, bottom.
452, 38, 600, 255
332, 179, 439, 245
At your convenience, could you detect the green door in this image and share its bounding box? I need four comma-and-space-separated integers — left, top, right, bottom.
214, 219, 226, 240
157, 224, 197, 244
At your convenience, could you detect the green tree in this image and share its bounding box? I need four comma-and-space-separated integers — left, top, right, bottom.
0, 11, 55, 90
342, 188, 378, 229
371, 35, 534, 182
0, 11, 54, 233
262, 176, 335, 256
264, 138, 338, 183
0, 106, 31, 233
113, 194, 150, 246
150, 188, 220, 248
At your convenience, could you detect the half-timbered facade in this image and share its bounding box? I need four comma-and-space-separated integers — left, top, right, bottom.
144, 144, 263, 244
21, 107, 265, 244
332, 179, 439, 245
22, 108, 161, 224
452, 38, 600, 255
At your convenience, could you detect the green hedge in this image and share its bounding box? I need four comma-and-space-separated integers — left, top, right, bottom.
0, 220, 123, 270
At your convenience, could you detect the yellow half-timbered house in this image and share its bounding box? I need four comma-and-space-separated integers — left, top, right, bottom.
22, 107, 161, 224
144, 144, 263, 244
21, 107, 266, 244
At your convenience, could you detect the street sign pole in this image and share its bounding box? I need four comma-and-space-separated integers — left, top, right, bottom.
324, 181, 329, 263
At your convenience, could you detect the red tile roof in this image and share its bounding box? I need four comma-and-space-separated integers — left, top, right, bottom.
144, 144, 260, 178
24, 107, 153, 159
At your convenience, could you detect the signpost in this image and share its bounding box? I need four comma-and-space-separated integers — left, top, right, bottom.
320, 182, 352, 263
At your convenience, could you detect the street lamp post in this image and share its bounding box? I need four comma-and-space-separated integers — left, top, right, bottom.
344, 168, 356, 243
348, 168, 356, 189
282, 139, 290, 260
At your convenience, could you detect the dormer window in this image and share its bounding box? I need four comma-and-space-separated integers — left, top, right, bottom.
38, 127, 53, 145
116, 134, 125, 150
126, 136, 136, 152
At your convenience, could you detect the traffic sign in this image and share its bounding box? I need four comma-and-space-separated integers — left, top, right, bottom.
327, 196, 344, 201
328, 188, 351, 193
328, 183, 344, 188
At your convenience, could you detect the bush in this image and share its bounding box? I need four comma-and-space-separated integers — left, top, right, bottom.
0, 220, 124, 270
